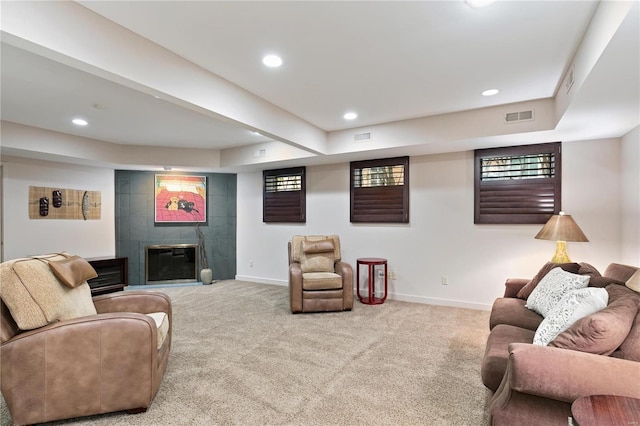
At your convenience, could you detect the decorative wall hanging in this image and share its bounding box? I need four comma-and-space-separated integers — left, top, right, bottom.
154, 174, 207, 223
29, 186, 101, 220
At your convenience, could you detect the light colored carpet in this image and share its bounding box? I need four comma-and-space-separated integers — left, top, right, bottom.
1, 281, 492, 425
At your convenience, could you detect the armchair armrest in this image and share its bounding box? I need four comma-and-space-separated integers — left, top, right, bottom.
504, 278, 529, 298
289, 262, 303, 313
93, 290, 171, 316
335, 261, 353, 289
507, 343, 640, 402
1, 313, 158, 424
335, 261, 354, 309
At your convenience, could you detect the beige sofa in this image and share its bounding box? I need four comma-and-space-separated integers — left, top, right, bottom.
0, 254, 172, 425
481, 262, 640, 425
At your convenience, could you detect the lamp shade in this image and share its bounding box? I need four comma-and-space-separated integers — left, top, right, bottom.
534, 212, 589, 242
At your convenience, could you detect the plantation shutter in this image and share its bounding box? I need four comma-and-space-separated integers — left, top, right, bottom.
263, 167, 306, 223
350, 156, 409, 223
474, 142, 561, 224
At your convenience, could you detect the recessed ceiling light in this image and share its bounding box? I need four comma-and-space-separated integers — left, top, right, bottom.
72, 118, 88, 126
482, 89, 499, 96
262, 54, 283, 68
466, 0, 497, 8
344, 112, 358, 120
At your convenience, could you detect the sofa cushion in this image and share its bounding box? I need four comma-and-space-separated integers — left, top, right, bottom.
489, 297, 543, 331
526, 268, 590, 317
48, 255, 98, 288
0, 255, 97, 330
588, 276, 625, 288
606, 283, 640, 362
549, 297, 637, 355
533, 287, 608, 346
481, 324, 535, 392
578, 262, 601, 277
603, 263, 639, 283
516, 262, 580, 300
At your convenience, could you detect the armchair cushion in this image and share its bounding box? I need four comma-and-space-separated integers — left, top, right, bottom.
0, 255, 97, 330
302, 272, 343, 290
301, 253, 335, 273
302, 238, 335, 254
147, 312, 169, 349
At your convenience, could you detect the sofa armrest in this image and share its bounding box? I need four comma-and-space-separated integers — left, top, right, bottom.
1, 313, 158, 424
507, 343, 640, 402
93, 290, 171, 316
504, 279, 529, 298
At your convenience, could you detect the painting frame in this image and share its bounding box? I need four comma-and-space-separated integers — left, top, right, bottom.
154, 174, 207, 224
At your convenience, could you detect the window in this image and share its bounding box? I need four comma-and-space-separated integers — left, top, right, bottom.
350, 156, 409, 223
474, 142, 561, 224
263, 167, 306, 223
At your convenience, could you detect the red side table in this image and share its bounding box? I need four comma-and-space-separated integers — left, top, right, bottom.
356, 258, 388, 305
571, 395, 640, 426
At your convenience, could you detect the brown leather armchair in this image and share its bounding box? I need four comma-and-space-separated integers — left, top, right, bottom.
1, 256, 171, 425
288, 235, 353, 313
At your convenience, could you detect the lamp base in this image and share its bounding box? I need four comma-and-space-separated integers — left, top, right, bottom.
551, 241, 571, 263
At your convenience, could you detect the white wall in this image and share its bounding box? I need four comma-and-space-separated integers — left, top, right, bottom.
237, 137, 633, 310
620, 126, 640, 265
1, 156, 115, 260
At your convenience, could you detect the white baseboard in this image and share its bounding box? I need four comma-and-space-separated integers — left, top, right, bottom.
235, 275, 492, 311
235, 275, 287, 286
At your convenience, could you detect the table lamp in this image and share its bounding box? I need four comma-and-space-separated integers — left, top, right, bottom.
534, 211, 588, 263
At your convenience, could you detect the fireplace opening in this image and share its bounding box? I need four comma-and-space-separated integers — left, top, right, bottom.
145, 244, 198, 284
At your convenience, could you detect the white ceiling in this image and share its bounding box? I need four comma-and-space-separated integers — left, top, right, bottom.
1, 0, 638, 170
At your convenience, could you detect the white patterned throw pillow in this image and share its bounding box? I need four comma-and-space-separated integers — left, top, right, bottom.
533, 287, 608, 346
526, 267, 591, 317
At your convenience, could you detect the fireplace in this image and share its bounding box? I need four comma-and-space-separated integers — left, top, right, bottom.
145, 244, 198, 284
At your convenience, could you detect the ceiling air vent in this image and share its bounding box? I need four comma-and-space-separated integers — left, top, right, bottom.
505, 110, 534, 123
354, 132, 371, 142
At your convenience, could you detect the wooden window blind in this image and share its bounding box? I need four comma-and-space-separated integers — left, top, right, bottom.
350, 156, 409, 223
474, 142, 561, 224
263, 167, 306, 223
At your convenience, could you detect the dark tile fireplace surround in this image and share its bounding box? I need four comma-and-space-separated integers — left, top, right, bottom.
115, 171, 237, 286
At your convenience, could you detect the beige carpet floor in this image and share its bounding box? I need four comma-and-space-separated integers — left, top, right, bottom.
1, 281, 492, 425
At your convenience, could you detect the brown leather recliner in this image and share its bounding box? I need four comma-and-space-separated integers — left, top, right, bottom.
1, 255, 171, 425
288, 235, 353, 313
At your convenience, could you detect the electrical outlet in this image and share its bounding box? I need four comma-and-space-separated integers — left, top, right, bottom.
377, 269, 385, 279
389, 271, 398, 280
442, 276, 448, 285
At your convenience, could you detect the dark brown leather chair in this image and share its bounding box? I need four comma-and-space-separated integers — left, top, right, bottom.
288, 235, 353, 313
1, 256, 171, 425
